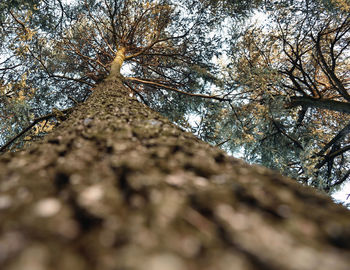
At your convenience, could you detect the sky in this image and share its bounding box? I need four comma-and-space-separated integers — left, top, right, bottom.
333, 182, 350, 205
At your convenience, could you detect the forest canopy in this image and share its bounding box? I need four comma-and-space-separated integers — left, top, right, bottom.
219, 0, 350, 195
0, 0, 350, 200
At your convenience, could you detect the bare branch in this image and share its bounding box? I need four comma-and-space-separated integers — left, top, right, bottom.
125, 77, 230, 101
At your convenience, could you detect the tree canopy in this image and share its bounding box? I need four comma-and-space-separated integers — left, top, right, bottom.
0, 0, 232, 147
198, 0, 350, 196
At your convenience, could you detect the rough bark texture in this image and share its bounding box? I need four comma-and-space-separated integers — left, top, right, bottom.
0, 80, 350, 270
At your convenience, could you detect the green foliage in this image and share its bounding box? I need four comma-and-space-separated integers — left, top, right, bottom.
217, 0, 350, 193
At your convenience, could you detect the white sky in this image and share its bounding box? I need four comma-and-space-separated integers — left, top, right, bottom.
333, 182, 350, 205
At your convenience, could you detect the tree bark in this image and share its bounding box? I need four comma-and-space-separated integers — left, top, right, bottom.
106, 47, 126, 81
0, 79, 350, 270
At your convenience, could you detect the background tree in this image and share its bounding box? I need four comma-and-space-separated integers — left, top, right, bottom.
0, 0, 64, 147
209, 0, 350, 194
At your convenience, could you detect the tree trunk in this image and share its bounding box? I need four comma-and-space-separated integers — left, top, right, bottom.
0, 79, 349, 270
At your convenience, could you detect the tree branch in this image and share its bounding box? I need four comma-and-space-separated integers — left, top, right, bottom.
316, 145, 350, 169
317, 121, 350, 156
271, 119, 304, 150
0, 108, 72, 153
330, 169, 350, 188
288, 96, 350, 114
125, 77, 230, 101
312, 33, 350, 101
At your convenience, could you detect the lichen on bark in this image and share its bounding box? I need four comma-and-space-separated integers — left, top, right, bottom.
0, 80, 349, 270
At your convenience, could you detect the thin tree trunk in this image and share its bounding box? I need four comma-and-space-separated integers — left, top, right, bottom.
0, 79, 349, 270
106, 47, 126, 81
